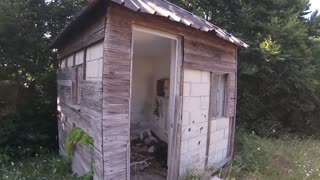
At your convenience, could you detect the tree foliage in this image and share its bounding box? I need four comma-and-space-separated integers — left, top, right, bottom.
172, 0, 320, 136
0, 0, 319, 158
0, 0, 88, 156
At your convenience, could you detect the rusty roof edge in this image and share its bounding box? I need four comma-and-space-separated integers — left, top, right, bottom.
162, 0, 248, 48
51, 0, 249, 48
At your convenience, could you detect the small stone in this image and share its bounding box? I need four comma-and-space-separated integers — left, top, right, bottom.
148, 146, 155, 153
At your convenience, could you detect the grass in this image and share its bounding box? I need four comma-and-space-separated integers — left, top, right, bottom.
3, 131, 320, 180
218, 131, 320, 180
0, 153, 82, 180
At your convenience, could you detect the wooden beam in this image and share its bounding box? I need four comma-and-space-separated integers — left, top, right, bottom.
205, 72, 213, 167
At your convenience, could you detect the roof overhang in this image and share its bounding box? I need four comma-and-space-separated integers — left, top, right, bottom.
52, 0, 248, 48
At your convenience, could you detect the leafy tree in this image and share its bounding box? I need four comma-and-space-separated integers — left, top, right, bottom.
172, 0, 320, 136
0, 0, 88, 156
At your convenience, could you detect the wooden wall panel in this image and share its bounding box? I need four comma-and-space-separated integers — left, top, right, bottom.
102, 6, 132, 179
57, 65, 104, 180
58, 14, 105, 59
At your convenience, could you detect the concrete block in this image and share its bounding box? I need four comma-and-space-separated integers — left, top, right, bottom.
201, 71, 210, 83
180, 139, 188, 154
182, 111, 190, 126
184, 69, 201, 83
181, 147, 206, 169
200, 96, 210, 110
188, 156, 206, 171
190, 83, 210, 96
183, 97, 201, 112
181, 122, 207, 140
187, 135, 207, 151
190, 109, 208, 124
183, 82, 191, 97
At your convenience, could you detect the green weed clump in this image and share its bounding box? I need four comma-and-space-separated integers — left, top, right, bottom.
65, 127, 94, 159
219, 131, 320, 180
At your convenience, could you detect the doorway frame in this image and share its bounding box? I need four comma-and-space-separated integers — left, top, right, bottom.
129, 25, 183, 179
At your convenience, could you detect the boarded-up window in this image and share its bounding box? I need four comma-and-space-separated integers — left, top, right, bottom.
211, 74, 228, 118
73, 50, 85, 105
86, 42, 103, 80
76, 65, 84, 104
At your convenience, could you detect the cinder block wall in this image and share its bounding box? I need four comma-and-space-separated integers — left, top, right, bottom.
179, 69, 210, 175
179, 69, 231, 176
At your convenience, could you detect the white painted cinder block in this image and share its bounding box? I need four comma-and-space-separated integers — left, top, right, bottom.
200, 96, 210, 110
183, 83, 191, 97
180, 139, 188, 154
183, 97, 201, 112
180, 69, 232, 177
184, 69, 202, 83
187, 135, 207, 151
201, 71, 210, 83
86, 42, 103, 61
181, 122, 207, 140
190, 83, 210, 96
182, 111, 190, 126
180, 147, 206, 168
189, 109, 208, 124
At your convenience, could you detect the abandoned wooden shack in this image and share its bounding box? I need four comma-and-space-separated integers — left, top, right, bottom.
52, 0, 248, 179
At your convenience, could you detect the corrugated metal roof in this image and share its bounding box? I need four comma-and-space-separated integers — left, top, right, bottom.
52, 0, 248, 48
111, 0, 248, 48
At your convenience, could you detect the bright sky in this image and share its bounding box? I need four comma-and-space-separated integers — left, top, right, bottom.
309, 0, 320, 12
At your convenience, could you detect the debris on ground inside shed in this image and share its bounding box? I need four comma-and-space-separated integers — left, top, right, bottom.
131, 129, 167, 179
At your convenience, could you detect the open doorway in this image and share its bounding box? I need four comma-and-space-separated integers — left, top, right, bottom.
130, 27, 178, 180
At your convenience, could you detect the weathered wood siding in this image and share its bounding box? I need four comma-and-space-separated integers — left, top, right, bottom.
58, 14, 105, 59
102, 3, 237, 179
57, 12, 106, 179
57, 69, 104, 179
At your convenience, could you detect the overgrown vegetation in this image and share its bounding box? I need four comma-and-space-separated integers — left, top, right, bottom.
0, 153, 89, 180
0, 0, 319, 179
65, 127, 94, 180
184, 130, 320, 179
220, 131, 320, 179
65, 127, 94, 159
